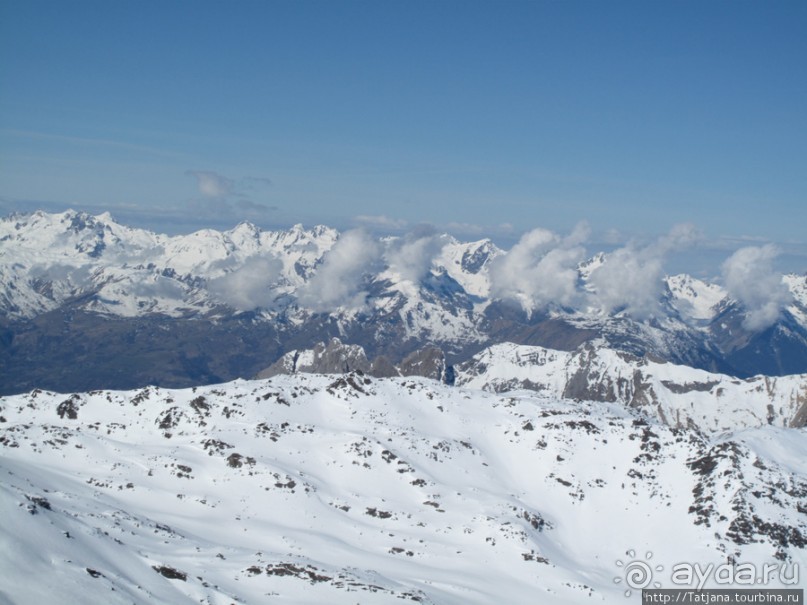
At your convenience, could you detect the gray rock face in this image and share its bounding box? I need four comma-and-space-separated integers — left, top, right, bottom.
399, 346, 451, 383
367, 355, 400, 378
256, 339, 454, 384
790, 394, 807, 428
257, 338, 372, 378
560, 346, 657, 409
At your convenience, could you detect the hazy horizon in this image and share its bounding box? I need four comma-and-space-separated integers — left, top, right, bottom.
1, 1, 805, 264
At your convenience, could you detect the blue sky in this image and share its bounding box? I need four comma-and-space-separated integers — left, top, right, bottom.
1, 0, 805, 269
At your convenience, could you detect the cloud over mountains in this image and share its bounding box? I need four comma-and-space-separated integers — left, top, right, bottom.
722, 244, 793, 331
2, 210, 801, 337
3, 210, 807, 395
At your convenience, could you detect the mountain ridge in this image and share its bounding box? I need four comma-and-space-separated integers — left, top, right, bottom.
2, 209, 807, 395
2, 371, 805, 604
255, 337, 807, 433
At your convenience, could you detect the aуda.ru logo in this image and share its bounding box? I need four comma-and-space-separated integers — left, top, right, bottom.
614, 549, 664, 598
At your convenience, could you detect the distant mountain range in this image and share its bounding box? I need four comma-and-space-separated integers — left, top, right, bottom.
2, 209, 807, 394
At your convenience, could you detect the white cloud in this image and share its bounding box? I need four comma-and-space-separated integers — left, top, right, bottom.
588, 246, 664, 319
184, 170, 278, 227
131, 275, 186, 301
489, 223, 589, 312
655, 222, 700, 255
208, 255, 284, 311
601, 228, 625, 245
29, 263, 94, 289
565, 221, 591, 247
297, 229, 381, 312
721, 244, 792, 331
187, 170, 234, 198
384, 228, 449, 283
588, 223, 699, 320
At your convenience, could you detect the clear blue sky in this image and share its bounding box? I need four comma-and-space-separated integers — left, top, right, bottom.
1, 0, 805, 261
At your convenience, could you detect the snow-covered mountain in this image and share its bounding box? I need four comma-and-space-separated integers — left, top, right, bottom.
0, 209, 338, 319
2, 209, 807, 395
454, 342, 807, 432
666, 273, 728, 323
2, 373, 805, 604
251, 338, 807, 432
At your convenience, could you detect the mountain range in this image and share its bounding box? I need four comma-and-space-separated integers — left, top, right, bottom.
261, 337, 807, 432
0, 211, 807, 393
2, 210, 807, 395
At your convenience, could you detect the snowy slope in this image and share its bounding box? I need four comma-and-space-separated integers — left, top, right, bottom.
455, 342, 807, 431
437, 237, 502, 299
2, 375, 805, 604
785, 274, 807, 327
666, 274, 727, 322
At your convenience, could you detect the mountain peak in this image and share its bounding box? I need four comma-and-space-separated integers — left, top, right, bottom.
2, 210, 807, 393
94, 210, 116, 223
